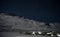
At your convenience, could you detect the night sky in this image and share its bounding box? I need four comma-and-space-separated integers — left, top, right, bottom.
0, 0, 60, 23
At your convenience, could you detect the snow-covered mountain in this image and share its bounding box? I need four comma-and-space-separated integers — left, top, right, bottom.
0, 13, 60, 32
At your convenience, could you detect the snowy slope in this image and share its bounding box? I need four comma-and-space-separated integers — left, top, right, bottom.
0, 13, 60, 32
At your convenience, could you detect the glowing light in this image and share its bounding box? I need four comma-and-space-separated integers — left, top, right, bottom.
51, 34, 54, 36
38, 31, 42, 34
46, 32, 51, 34
46, 32, 54, 36
57, 34, 60, 37
32, 31, 36, 35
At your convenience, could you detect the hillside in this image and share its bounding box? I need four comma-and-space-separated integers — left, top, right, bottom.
0, 13, 60, 32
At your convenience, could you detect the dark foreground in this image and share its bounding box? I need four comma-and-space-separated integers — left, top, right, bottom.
0, 32, 58, 37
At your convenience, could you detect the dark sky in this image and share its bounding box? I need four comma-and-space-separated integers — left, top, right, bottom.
0, 0, 60, 23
